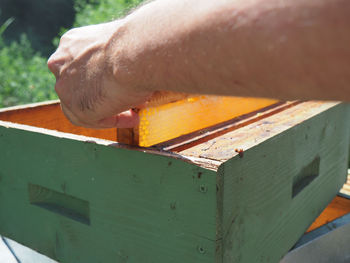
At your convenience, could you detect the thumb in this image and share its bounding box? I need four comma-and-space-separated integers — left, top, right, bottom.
97, 109, 139, 128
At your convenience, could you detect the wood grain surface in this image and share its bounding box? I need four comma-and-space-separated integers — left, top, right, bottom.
307, 195, 350, 232
340, 173, 350, 196
218, 103, 350, 263
0, 100, 349, 263
0, 101, 116, 141
0, 122, 218, 263
179, 101, 340, 162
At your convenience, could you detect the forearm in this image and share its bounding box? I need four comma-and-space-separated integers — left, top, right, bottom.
47, 0, 350, 128
117, 0, 350, 100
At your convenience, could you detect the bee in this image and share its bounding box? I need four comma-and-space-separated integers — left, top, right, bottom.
235, 148, 244, 158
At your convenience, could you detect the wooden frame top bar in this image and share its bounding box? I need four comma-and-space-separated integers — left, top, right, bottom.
178, 101, 339, 163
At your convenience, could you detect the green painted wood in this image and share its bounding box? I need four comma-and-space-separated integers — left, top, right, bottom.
0, 126, 218, 263
1, 102, 350, 263
28, 183, 90, 225
220, 103, 350, 263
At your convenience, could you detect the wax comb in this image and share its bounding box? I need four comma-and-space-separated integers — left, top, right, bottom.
117, 92, 278, 147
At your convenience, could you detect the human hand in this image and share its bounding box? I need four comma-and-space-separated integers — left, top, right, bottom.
47, 20, 154, 129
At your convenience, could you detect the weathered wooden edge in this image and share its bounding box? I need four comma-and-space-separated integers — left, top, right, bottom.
116, 128, 139, 145
0, 100, 117, 141
179, 101, 341, 162
339, 172, 350, 196
0, 100, 60, 113
163, 101, 296, 151
0, 120, 220, 171
215, 166, 224, 263
0, 120, 113, 145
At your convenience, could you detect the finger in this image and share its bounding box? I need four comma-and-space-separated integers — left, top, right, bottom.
97, 109, 140, 128
60, 101, 88, 127
47, 55, 65, 79
62, 102, 139, 129
61, 103, 105, 129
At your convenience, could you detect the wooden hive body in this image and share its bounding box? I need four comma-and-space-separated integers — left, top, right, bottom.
0, 100, 349, 263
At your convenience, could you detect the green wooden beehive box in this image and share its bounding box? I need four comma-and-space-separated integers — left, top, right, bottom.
0, 100, 349, 263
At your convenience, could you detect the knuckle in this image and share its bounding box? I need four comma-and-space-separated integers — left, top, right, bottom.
62, 28, 78, 39
47, 57, 58, 73
61, 106, 80, 126
60, 31, 70, 40
54, 81, 64, 96
47, 54, 66, 78
59, 33, 71, 47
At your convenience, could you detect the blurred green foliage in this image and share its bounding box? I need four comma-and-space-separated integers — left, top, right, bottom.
74, 0, 144, 26
0, 18, 57, 108
53, 0, 144, 47
0, 0, 144, 108
0, 0, 76, 56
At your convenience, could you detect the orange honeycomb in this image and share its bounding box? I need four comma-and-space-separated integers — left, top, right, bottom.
137, 96, 278, 147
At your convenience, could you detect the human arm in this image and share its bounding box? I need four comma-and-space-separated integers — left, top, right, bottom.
48, 0, 350, 128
